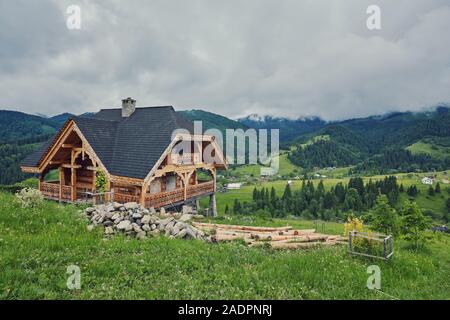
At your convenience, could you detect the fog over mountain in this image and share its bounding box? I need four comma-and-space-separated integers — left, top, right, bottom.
1, 1, 450, 120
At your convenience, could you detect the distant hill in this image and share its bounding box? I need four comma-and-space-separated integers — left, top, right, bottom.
1, 106, 449, 184
288, 106, 450, 173
0, 110, 60, 144
49, 112, 76, 124
238, 114, 326, 142
178, 109, 248, 133
0, 110, 62, 184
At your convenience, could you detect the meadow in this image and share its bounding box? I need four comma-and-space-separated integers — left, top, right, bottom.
211, 171, 450, 216
0, 191, 449, 300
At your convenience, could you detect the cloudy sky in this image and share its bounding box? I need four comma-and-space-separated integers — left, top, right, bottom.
1, 0, 450, 120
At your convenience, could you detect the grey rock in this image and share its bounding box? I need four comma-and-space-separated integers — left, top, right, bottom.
176, 229, 188, 239
136, 231, 146, 240
150, 224, 157, 231
117, 220, 131, 230
103, 220, 114, 227
124, 202, 139, 210
142, 224, 151, 231
132, 212, 142, 219
179, 214, 193, 222
148, 229, 160, 237
113, 217, 123, 225
132, 223, 142, 233
105, 226, 114, 235
87, 224, 95, 231
182, 205, 193, 214
85, 207, 96, 214
111, 213, 120, 220
141, 215, 151, 224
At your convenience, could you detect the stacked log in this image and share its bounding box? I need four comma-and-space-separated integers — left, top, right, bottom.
193, 222, 347, 250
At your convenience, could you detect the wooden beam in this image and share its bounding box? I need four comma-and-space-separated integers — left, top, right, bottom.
61, 144, 75, 148
20, 166, 40, 173
61, 164, 82, 169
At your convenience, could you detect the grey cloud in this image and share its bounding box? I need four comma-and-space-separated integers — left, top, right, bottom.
0, 0, 449, 120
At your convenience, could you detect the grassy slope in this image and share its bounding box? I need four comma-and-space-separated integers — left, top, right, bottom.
227, 153, 300, 177
406, 141, 450, 160
0, 192, 449, 299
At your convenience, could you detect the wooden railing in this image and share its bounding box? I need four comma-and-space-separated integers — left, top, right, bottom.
114, 193, 140, 204
143, 181, 214, 208
186, 180, 214, 198
144, 188, 184, 208
61, 185, 72, 200
40, 182, 73, 201
40, 182, 60, 199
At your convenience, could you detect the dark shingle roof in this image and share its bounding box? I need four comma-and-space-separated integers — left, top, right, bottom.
21, 106, 194, 179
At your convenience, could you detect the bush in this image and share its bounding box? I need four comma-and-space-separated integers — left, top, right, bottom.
15, 188, 44, 208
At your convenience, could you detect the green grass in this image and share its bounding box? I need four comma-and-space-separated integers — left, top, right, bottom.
211, 171, 450, 216
227, 153, 301, 178
406, 138, 450, 160
1, 192, 449, 299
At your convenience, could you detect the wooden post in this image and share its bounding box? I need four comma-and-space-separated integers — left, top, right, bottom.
183, 173, 188, 201
59, 167, 63, 200
38, 174, 42, 193
70, 149, 76, 202
71, 168, 76, 201
209, 193, 217, 217
140, 183, 147, 207
349, 233, 353, 255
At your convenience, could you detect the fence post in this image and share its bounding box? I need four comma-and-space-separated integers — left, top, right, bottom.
348, 231, 353, 256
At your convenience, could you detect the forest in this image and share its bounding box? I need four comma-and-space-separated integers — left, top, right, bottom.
229, 176, 450, 223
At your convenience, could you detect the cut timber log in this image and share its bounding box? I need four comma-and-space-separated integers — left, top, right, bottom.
269, 242, 322, 249
193, 222, 292, 232
251, 234, 328, 242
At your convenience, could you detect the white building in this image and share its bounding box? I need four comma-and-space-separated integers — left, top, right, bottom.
226, 183, 243, 190
421, 177, 434, 185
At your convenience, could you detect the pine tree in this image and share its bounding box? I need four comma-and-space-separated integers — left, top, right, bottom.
428, 185, 435, 196
401, 200, 431, 250
370, 194, 400, 235
435, 183, 441, 194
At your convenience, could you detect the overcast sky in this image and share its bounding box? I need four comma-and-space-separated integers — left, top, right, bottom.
1, 0, 450, 120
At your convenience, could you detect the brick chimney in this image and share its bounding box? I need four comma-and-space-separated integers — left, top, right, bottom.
122, 97, 136, 117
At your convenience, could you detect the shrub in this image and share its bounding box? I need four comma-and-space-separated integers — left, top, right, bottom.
344, 216, 364, 236
15, 188, 44, 208
400, 200, 431, 250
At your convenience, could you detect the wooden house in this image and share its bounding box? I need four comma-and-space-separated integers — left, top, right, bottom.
20, 98, 226, 215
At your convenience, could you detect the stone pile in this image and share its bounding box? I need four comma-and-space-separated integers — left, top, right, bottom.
84, 202, 208, 241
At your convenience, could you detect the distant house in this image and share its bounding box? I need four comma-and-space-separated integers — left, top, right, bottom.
226, 183, 243, 190
421, 177, 434, 185
442, 179, 449, 184
287, 180, 293, 185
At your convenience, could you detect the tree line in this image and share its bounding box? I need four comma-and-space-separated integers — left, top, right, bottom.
228, 176, 402, 220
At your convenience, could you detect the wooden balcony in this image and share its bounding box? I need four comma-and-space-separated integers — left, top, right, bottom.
144, 180, 214, 209
40, 180, 215, 209
40, 182, 72, 201
113, 193, 140, 204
